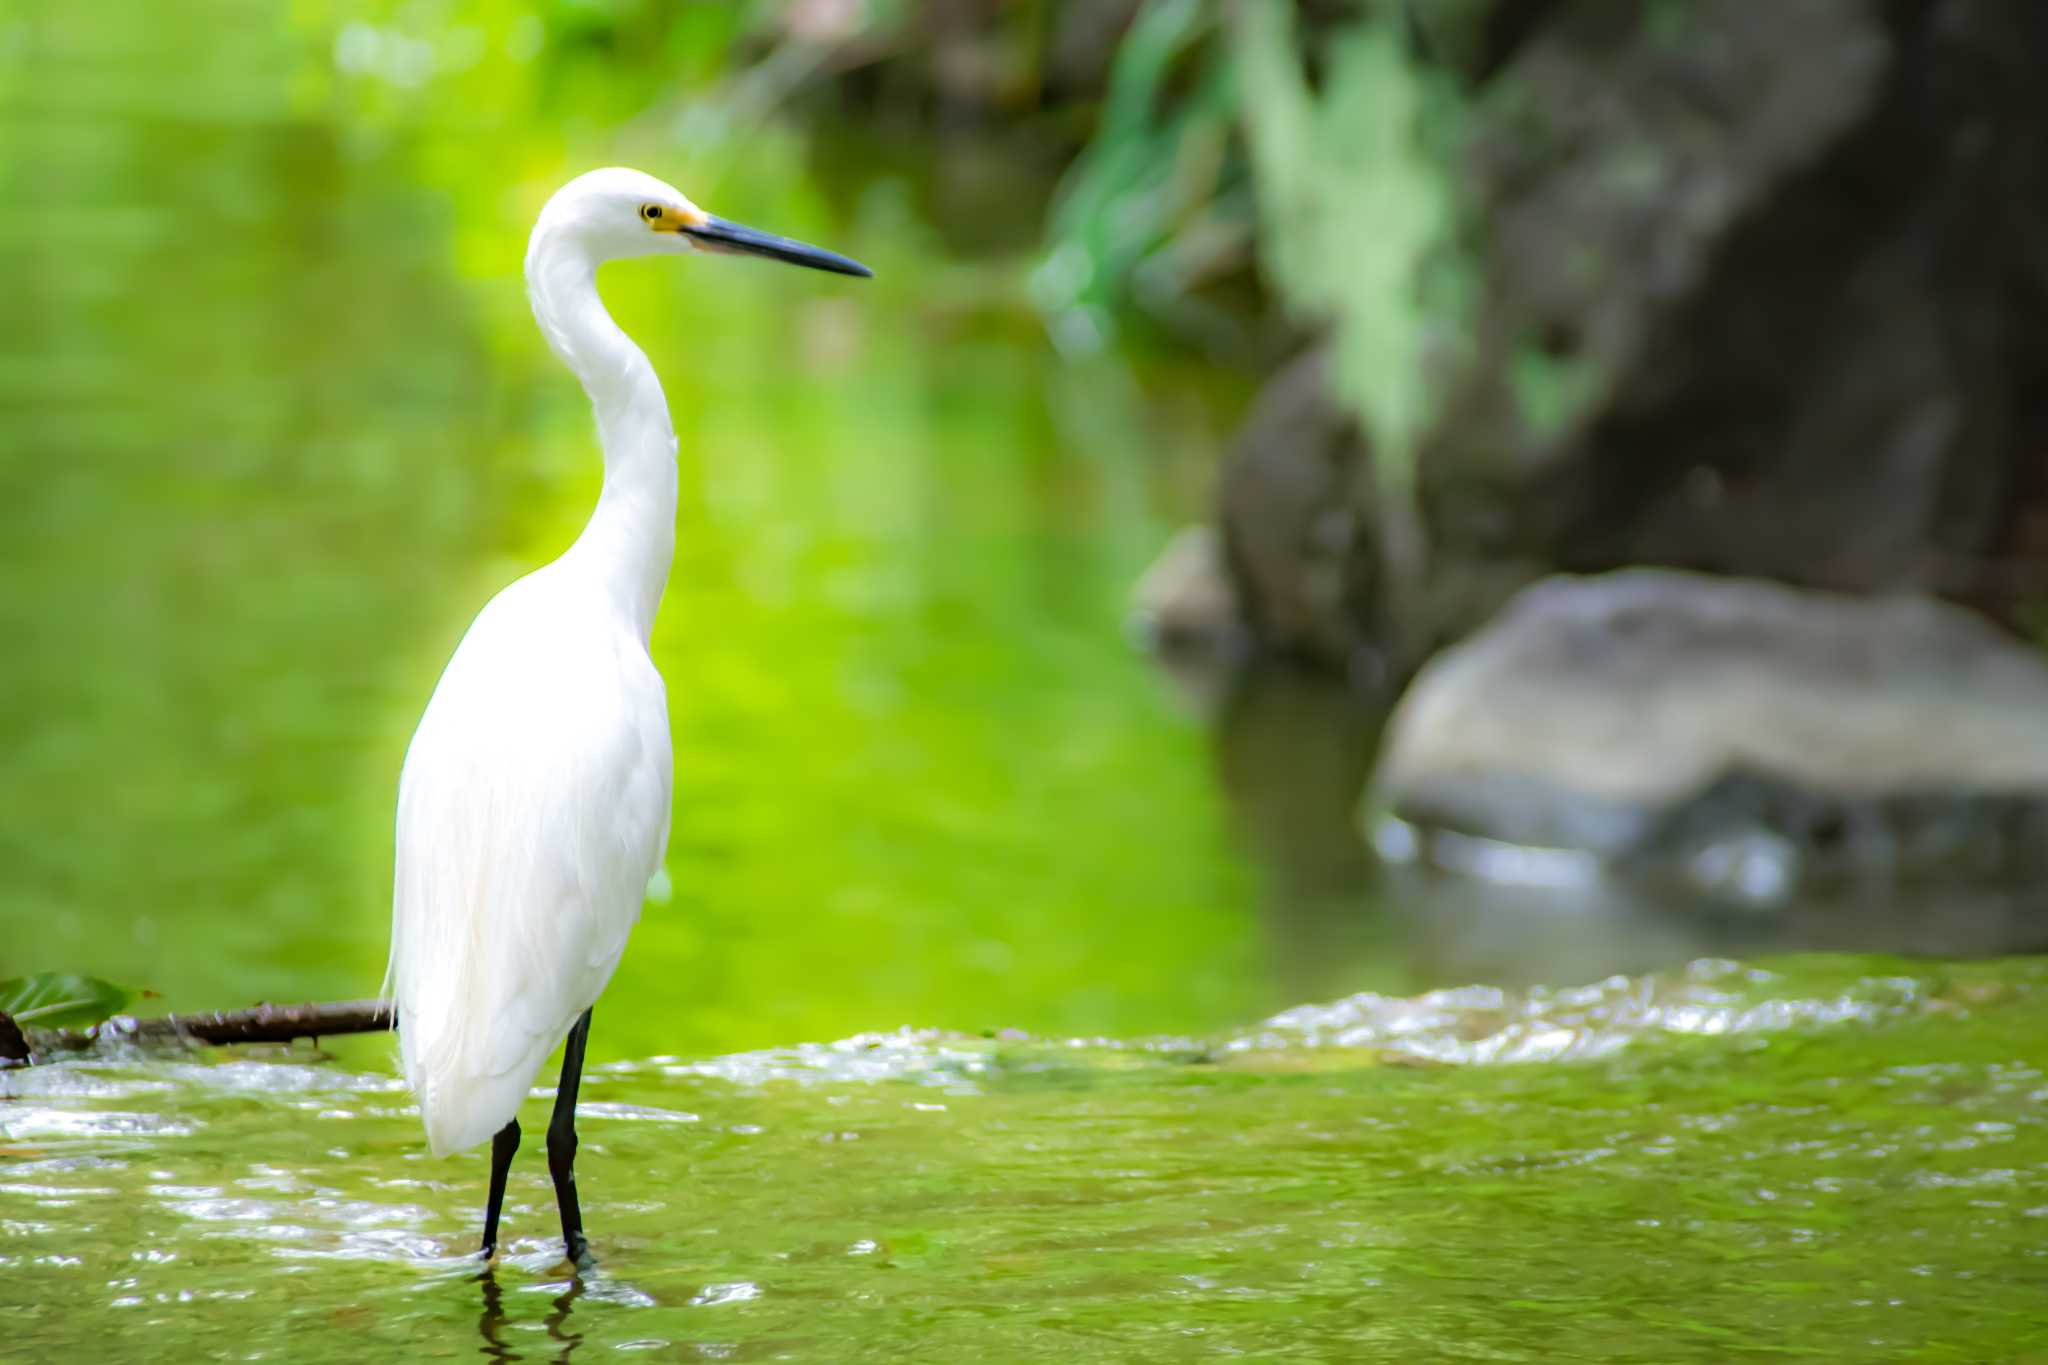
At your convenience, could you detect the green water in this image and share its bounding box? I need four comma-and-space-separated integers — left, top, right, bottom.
5, 3, 2048, 1359
0, 0, 1266, 1056
5, 961, 2048, 1360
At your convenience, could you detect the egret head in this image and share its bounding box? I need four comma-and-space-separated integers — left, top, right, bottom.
532, 167, 870, 277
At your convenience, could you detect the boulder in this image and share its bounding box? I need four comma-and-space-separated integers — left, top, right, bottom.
1374, 569, 2048, 906
1215, 350, 1387, 676
1128, 525, 1245, 657
1212, 0, 2048, 670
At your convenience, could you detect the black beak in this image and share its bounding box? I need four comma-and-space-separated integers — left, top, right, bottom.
683, 216, 872, 278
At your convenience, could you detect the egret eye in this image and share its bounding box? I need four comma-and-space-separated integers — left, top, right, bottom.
641, 204, 662, 222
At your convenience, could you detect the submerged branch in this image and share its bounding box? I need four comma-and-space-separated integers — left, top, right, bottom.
15, 998, 393, 1064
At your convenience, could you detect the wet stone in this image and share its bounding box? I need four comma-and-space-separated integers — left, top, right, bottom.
1376, 570, 2048, 910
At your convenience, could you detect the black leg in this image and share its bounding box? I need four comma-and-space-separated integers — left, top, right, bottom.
481, 1117, 520, 1260
548, 1008, 595, 1268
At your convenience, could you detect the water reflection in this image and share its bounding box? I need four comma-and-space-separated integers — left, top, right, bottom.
477, 1271, 585, 1364
1205, 662, 1391, 1001
477, 1273, 517, 1364
1196, 661, 2048, 992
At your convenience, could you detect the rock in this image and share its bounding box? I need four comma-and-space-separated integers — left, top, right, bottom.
1374, 569, 2048, 904
1215, 0, 2048, 669
1438, 0, 2048, 623
1215, 349, 1391, 678
1128, 525, 1245, 657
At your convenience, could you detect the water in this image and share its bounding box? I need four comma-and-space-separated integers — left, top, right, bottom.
0, 0, 1264, 1054
6, 959, 2048, 1360
4, 3, 2048, 1359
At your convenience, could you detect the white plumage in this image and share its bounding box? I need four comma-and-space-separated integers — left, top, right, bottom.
380, 168, 867, 1262
390, 576, 671, 1155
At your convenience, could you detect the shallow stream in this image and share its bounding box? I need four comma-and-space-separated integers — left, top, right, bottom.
7, 959, 2048, 1360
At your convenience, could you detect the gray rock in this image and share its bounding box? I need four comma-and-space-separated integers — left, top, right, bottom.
1374, 569, 2048, 904
1215, 1, 2048, 670
1128, 525, 1246, 658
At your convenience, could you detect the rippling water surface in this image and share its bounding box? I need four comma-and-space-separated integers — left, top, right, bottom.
7, 958, 2048, 1361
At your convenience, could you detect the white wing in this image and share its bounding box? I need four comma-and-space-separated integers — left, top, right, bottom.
387, 570, 671, 1156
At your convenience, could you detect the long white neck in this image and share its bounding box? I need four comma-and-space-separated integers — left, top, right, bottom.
524, 226, 679, 642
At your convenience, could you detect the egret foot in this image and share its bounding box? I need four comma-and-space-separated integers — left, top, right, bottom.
549, 1244, 595, 1277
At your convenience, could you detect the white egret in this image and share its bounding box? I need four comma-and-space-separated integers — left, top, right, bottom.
385, 167, 869, 1266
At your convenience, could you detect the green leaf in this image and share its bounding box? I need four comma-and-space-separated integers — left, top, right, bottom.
1237, 0, 1472, 489
0, 973, 133, 1030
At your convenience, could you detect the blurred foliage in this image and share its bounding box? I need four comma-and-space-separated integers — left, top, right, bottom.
1237, 1, 1469, 489
1032, 0, 1253, 358
1039, 0, 1475, 486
